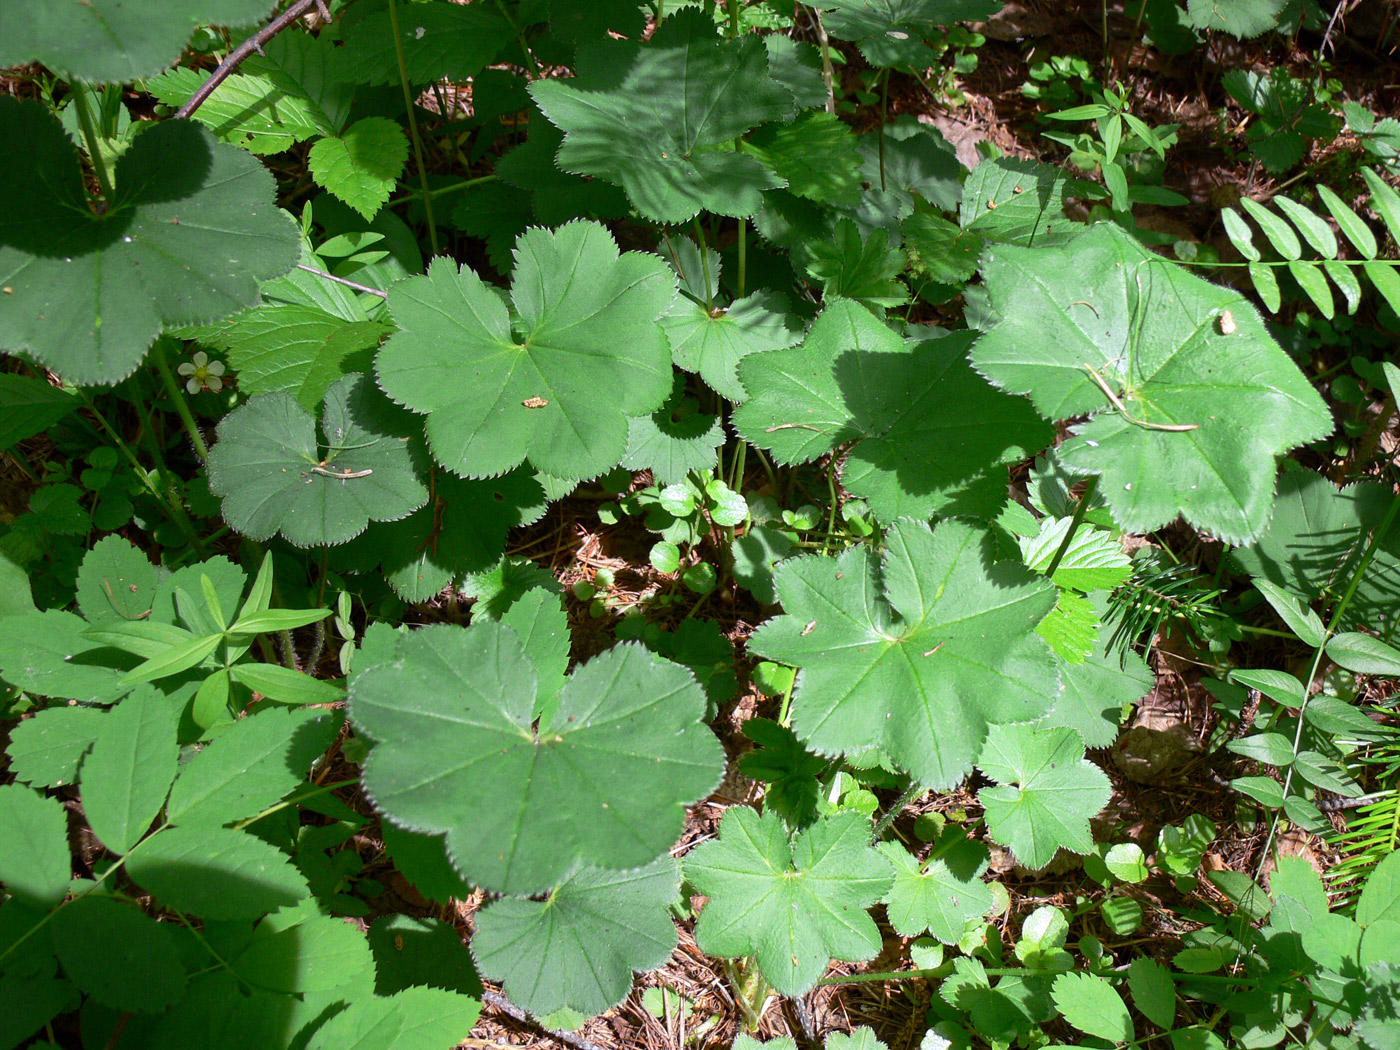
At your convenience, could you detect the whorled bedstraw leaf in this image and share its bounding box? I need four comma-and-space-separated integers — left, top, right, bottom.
878, 829, 994, 944
816, 1, 1003, 67
349, 621, 723, 895
0, 98, 299, 385
977, 724, 1112, 870
0, 0, 277, 83
375, 221, 677, 481
749, 519, 1060, 789
970, 222, 1332, 544
530, 9, 794, 224
685, 808, 893, 997
472, 857, 681, 1028
207, 372, 429, 547
734, 299, 1052, 521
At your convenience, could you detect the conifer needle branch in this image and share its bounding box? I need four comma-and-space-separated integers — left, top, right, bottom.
175, 0, 321, 120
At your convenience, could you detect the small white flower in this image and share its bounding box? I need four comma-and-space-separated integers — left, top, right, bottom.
177, 350, 226, 394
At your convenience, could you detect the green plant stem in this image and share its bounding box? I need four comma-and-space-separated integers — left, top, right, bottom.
80, 392, 203, 552
493, 0, 544, 77
751, 444, 780, 493
776, 672, 797, 727
824, 458, 840, 553
870, 781, 924, 843
387, 0, 440, 257
728, 0, 742, 36
1045, 475, 1099, 578
694, 219, 715, 311
817, 966, 949, 986
386, 173, 496, 206
736, 218, 747, 298
1255, 489, 1400, 880
151, 343, 210, 462
71, 82, 115, 201
231, 779, 359, 830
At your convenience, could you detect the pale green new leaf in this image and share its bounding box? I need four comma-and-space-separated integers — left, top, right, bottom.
749, 519, 1060, 789
472, 858, 680, 1026
0, 0, 277, 82
878, 830, 994, 944
350, 622, 723, 894
0, 784, 71, 907
1051, 971, 1134, 1043
376, 222, 677, 481
734, 300, 1052, 521
207, 373, 429, 547
127, 826, 309, 920
685, 808, 893, 997
970, 223, 1332, 543
308, 117, 409, 222
978, 724, 1111, 870
0, 98, 299, 385
81, 691, 181, 854
817, 0, 1002, 66
530, 9, 793, 223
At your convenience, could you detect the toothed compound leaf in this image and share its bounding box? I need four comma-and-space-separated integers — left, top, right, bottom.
879, 830, 994, 944
126, 826, 310, 920
195, 303, 392, 413
306, 986, 481, 1050
349, 621, 723, 895
734, 299, 1053, 521
51, 896, 185, 1012
81, 690, 180, 854
529, 9, 793, 223
308, 117, 409, 222
0, 785, 72, 907
749, 519, 1059, 789
0, 98, 299, 385
977, 724, 1111, 870
971, 222, 1332, 543
472, 858, 680, 1026
0, 0, 277, 82
1040, 594, 1151, 748
76, 535, 161, 624
817, 0, 1002, 66
341, 0, 515, 86
686, 808, 893, 997
375, 222, 677, 480
207, 373, 429, 547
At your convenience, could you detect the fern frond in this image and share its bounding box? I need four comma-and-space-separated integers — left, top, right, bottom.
1322, 726, 1400, 911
